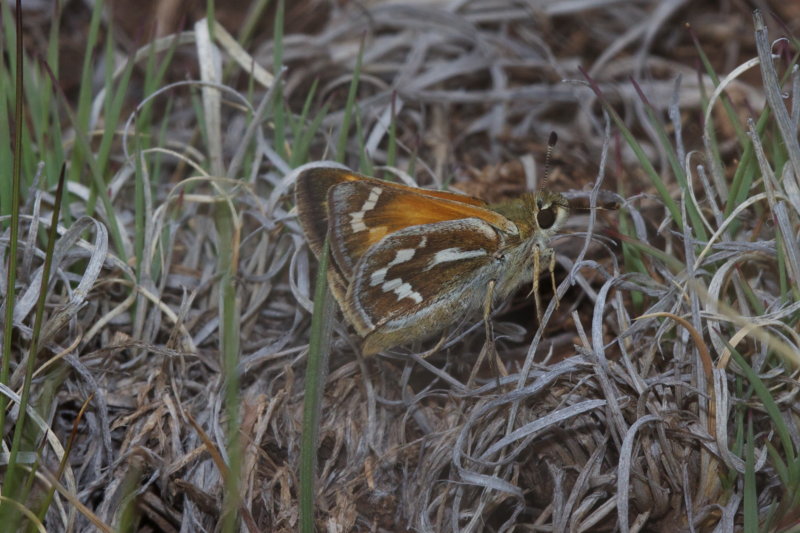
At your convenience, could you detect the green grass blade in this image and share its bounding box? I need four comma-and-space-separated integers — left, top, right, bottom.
93, 27, 136, 197
742, 415, 758, 533
0, 1, 26, 523
299, 32, 366, 532
5, 165, 66, 528
384, 92, 398, 175
0, 1, 16, 220
237, 0, 272, 49
336, 37, 365, 163
0, 0, 25, 461
292, 101, 329, 168
726, 342, 797, 480
66, 0, 104, 188
299, 240, 336, 533
271, 0, 286, 161
289, 79, 319, 167
355, 111, 371, 174
216, 201, 242, 533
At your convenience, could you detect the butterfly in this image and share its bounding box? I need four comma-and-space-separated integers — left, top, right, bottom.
295, 166, 570, 355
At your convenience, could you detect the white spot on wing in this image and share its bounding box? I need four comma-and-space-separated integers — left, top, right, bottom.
426, 247, 486, 269
370, 267, 387, 286
382, 278, 423, 304
365, 187, 381, 208
349, 211, 367, 232
369, 240, 425, 303
393, 248, 415, 263
349, 186, 383, 233
370, 247, 416, 286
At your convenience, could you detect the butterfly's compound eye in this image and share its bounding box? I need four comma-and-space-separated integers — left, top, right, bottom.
537, 206, 557, 229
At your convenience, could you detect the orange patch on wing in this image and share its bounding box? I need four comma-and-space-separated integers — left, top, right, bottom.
376, 193, 516, 233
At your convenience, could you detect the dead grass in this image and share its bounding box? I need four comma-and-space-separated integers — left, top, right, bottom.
2, 0, 799, 531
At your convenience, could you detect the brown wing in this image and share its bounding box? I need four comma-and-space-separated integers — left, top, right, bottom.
295, 167, 362, 300
342, 218, 503, 354
295, 167, 359, 257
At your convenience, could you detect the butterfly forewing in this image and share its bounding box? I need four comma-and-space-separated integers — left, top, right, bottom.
295, 173, 347, 299
327, 179, 518, 279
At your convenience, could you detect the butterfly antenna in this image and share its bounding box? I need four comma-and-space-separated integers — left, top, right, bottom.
541, 131, 558, 192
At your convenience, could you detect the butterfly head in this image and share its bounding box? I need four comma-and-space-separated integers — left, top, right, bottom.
493, 190, 570, 241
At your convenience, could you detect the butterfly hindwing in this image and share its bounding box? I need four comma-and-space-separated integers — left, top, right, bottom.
343, 218, 506, 353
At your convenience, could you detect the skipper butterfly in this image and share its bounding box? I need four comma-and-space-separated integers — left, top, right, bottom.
295, 166, 570, 355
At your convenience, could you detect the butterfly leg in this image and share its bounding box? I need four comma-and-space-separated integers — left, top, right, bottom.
482, 279, 496, 341
532, 247, 543, 324
471, 279, 504, 388
549, 249, 558, 309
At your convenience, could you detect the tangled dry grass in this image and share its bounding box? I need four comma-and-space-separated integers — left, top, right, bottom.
2, 0, 800, 532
